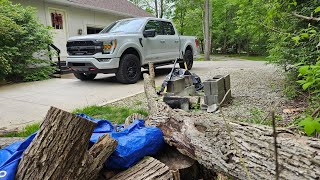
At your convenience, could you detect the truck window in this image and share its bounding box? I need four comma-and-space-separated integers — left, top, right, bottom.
162, 22, 175, 35
100, 19, 144, 34
144, 20, 163, 35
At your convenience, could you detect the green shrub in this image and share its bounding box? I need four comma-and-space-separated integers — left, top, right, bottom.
297, 61, 320, 95
298, 116, 320, 136
0, 0, 54, 82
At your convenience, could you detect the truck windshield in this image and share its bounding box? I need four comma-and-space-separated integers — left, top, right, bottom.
100, 19, 145, 34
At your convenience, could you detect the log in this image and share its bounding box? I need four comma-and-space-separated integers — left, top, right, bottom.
143, 73, 320, 180
109, 157, 173, 180
16, 107, 118, 180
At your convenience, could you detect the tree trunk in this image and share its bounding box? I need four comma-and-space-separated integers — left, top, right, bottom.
160, 0, 164, 18
16, 107, 117, 180
204, 0, 211, 61
154, 0, 159, 18
143, 73, 320, 180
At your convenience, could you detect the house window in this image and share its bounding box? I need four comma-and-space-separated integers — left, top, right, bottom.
87, 27, 103, 34
51, 12, 63, 29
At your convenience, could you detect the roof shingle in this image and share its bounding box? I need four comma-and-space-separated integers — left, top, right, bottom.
67, 0, 153, 17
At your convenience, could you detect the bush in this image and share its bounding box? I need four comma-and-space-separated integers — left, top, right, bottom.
0, 0, 54, 82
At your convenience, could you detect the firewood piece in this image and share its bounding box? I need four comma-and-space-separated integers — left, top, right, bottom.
143, 73, 320, 180
109, 157, 173, 180
16, 107, 117, 180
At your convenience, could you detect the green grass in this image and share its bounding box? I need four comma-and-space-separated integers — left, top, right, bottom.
1, 105, 148, 138
73, 105, 148, 124
2, 122, 40, 137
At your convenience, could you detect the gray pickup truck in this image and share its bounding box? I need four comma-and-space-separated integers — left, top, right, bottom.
66, 17, 199, 84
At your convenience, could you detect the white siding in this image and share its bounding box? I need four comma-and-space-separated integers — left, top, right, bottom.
12, 0, 127, 37
11, 0, 129, 60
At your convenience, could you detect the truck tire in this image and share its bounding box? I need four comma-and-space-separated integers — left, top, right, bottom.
116, 54, 141, 84
73, 73, 97, 81
179, 49, 193, 70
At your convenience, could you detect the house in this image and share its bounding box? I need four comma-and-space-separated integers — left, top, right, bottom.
11, 0, 152, 60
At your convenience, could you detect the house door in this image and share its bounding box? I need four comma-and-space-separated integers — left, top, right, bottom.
48, 9, 68, 60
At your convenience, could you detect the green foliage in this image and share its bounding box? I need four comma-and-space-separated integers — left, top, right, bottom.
0, 0, 53, 82
2, 123, 40, 137
73, 105, 148, 124
297, 61, 320, 94
298, 116, 320, 136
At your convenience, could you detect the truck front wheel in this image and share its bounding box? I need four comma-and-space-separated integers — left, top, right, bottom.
73, 73, 97, 81
179, 49, 193, 70
116, 54, 141, 84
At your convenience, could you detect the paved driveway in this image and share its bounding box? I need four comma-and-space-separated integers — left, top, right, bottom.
0, 59, 268, 129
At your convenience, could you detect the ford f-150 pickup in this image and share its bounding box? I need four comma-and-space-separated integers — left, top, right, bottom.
66, 17, 199, 84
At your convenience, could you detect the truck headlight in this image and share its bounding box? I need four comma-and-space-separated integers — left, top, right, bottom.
101, 39, 117, 54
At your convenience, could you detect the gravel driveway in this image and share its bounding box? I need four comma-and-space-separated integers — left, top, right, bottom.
111, 57, 294, 126
0, 57, 293, 129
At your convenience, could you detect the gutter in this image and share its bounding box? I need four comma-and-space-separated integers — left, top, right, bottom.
44, 0, 152, 18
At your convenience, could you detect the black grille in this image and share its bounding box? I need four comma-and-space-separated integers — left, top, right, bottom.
67, 40, 102, 55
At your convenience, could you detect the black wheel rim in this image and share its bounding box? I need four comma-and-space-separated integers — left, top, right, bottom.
127, 61, 138, 79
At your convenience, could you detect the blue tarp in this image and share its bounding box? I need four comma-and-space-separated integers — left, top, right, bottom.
0, 114, 164, 180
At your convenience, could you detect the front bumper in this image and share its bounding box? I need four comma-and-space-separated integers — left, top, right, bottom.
67, 55, 120, 70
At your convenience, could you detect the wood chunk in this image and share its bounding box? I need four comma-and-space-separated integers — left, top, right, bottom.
16, 107, 117, 180
109, 157, 173, 180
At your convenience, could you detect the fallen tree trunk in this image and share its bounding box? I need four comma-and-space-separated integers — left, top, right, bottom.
143, 73, 320, 180
16, 107, 117, 180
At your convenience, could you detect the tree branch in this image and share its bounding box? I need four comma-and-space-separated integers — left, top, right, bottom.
292, 12, 320, 21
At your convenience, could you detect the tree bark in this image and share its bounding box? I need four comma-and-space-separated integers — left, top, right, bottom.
148, 62, 155, 88
109, 157, 173, 180
143, 73, 320, 180
16, 107, 117, 180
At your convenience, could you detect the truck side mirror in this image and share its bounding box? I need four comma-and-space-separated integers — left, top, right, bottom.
143, 29, 156, 38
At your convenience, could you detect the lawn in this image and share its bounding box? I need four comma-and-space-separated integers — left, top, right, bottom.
2, 105, 148, 137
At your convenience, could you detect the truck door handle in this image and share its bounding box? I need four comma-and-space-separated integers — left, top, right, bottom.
174, 40, 179, 43
160, 40, 166, 43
